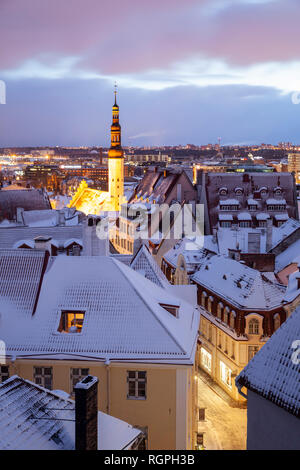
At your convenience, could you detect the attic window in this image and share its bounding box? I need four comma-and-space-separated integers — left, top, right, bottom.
159, 303, 179, 318
58, 311, 85, 333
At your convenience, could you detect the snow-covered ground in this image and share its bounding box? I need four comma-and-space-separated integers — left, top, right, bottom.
197, 374, 247, 450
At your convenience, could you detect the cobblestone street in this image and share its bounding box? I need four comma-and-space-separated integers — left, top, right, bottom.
197, 372, 247, 450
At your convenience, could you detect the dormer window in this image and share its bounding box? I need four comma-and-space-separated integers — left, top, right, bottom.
58, 310, 85, 333
219, 187, 228, 196
159, 303, 179, 318
235, 187, 243, 196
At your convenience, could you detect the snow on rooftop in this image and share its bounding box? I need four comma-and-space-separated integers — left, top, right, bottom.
236, 306, 300, 417
275, 238, 300, 272
237, 212, 252, 221
130, 244, 168, 288
0, 376, 141, 450
191, 255, 286, 310
1, 256, 199, 364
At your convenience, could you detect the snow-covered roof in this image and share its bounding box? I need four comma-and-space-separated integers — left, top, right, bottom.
247, 199, 259, 205
0, 225, 83, 250
219, 214, 233, 221
266, 198, 286, 205
274, 213, 289, 221
0, 376, 141, 450
163, 237, 216, 272
237, 212, 252, 221
1, 256, 199, 364
130, 244, 169, 288
236, 306, 300, 417
219, 199, 239, 205
275, 239, 300, 272
271, 219, 300, 250
191, 255, 286, 310
256, 213, 270, 220
0, 249, 47, 315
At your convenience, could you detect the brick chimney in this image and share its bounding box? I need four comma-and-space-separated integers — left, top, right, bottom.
75, 375, 99, 451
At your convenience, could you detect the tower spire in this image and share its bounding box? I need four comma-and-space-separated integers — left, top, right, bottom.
114, 82, 117, 106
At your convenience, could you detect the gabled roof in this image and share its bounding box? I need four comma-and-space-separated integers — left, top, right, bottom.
236, 306, 300, 418
130, 244, 168, 288
1, 256, 199, 364
191, 255, 286, 310
0, 376, 141, 450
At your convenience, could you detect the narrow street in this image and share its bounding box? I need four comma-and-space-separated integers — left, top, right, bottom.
197, 373, 247, 450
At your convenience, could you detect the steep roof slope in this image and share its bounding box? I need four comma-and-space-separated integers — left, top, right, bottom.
0, 376, 141, 450
2, 256, 199, 363
236, 307, 300, 417
0, 249, 47, 315
191, 255, 286, 310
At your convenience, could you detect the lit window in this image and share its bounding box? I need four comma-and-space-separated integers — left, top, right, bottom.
220, 361, 232, 389
127, 371, 147, 400
70, 368, 89, 394
58, 311, 85, 333
201, 348, 212, 373
34, 367, 53, 390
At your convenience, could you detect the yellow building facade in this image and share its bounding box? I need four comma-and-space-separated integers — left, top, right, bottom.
6, 358, 199, 450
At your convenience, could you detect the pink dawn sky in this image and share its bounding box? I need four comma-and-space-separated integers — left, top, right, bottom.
0, 0, 300, 146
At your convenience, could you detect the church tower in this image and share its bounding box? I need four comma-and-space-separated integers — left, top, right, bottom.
108, 85, 124, 211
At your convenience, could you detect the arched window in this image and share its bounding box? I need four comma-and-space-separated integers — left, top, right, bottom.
249, 318, 259, 335
207, 296, 214, 313
217, 302, 223, 319
224, 307, 230, 324
201, 291, 207, 308
230, 311, 236, 329
274, 314, 281, 331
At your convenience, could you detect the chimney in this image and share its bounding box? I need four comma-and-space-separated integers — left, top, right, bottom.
266, 217, 273, 252
58, 210, 65, 226
212, 228, 217, 244
16, 207, 24, 224
75, 375, 99, 451
34, 236, 52, 255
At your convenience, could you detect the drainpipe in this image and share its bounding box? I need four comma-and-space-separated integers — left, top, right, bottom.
105, 359, 110, 414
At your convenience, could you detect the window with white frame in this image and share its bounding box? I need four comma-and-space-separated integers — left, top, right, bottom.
248, 318, 260, 335
33, 367, 53, 390
127, 371, 147, 400
70, 368, 89, 394
0, 365, 9, 383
